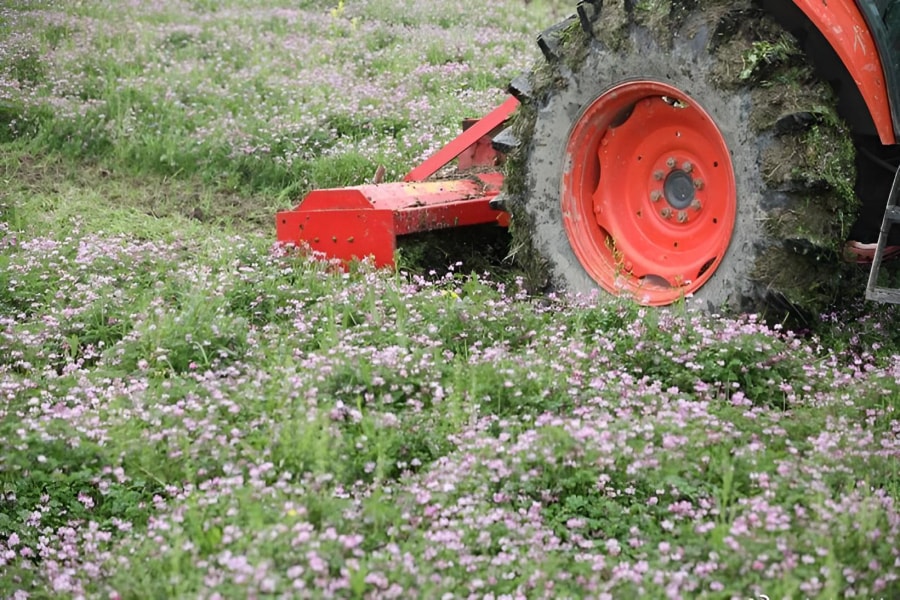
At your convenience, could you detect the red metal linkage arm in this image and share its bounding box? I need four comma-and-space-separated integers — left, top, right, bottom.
403, 96, 520, 182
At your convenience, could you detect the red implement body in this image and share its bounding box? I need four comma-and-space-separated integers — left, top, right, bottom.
276, 97, 517, 267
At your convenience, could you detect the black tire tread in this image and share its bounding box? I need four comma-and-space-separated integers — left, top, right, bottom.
503, 0, 859, 319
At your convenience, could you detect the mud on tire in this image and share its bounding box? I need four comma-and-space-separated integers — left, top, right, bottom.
503, 0, 858, 318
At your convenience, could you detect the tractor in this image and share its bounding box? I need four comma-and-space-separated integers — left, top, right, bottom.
277, 0, 900, 318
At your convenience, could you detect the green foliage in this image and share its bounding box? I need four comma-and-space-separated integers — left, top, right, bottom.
613, 318, 807, 405
223, 252, 323, 326
530, 441, 667, 550
6, 48, 45, 85
2, 2, 899, 598
117, 296, 250, 374
41, 23, 75, 48
562, 299, 642, 338
0, 431, 164, 541
340, 412, 452, 483
59, 296, 136, 364
395, 225, 514, 285
0, 0, 534, 199
813, 302, 900, 365
0, 253, 57, 319
739, 37, 799, 82
802, 120, 857, 206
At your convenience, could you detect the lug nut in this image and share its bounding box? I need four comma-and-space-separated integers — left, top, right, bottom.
666, 157, 676, 169
677, 210, 688, 223
693, 178, 704, 190
682, 161, 693, 173
660, 207, 672, 218
653, 170, 664, 181
650, 190, 662, 202
690, 199, 702, 211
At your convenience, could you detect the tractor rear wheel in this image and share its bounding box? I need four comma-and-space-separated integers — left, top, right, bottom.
503, 0, 858, 318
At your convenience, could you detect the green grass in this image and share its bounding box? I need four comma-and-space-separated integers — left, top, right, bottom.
0, 0, 551, 198
1, 1, 900, 598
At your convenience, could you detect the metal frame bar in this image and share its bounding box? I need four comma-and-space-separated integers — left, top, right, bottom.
404, 96, 519, 182
866, 165, 900, 302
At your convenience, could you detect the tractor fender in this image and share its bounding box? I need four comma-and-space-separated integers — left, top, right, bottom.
792, 0, 896, 144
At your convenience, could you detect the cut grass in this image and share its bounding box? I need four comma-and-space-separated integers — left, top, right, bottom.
0, 150, 273, 239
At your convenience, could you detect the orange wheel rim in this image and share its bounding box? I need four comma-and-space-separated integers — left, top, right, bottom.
562, 80, 736, 306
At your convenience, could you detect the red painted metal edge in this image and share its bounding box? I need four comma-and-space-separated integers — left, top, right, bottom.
794, 0, 896, 145
403, 96, 520, 182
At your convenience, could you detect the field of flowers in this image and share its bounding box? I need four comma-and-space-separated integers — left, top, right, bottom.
0, 0, 548, 198
2, 0, 900, 598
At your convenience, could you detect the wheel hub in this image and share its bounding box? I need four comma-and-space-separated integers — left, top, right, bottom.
663, 169, 695, 210
561, 80, 736, 306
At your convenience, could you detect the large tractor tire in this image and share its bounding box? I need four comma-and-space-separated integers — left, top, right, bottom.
502, 0, 859, 318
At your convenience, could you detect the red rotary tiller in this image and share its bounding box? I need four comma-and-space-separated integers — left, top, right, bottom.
276, 97, 519, 267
